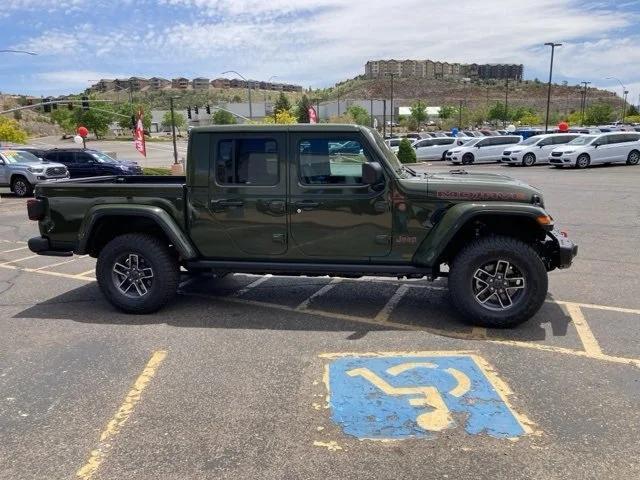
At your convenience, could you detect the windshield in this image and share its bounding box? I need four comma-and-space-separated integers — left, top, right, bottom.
89, 151, 117, 163
518, 136, 542, 146
0, 150, 41, 164
567, 135, 595, 145
365, 128, 403, 172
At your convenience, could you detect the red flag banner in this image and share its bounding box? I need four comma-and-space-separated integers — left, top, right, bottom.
308, 106, 317, 124
134, 108, 146, 157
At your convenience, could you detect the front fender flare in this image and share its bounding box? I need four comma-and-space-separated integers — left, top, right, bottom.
413, 202, 548, 267
76, 204, 198, 259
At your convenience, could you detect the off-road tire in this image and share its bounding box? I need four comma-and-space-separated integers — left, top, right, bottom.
575, 154, 590, 169
462, 153, 474, 165
11, 176, 33, 197
522, 153, 536, 167
626, 150, 640, 165
96, 233, 179, 314
448, 235, 548, 328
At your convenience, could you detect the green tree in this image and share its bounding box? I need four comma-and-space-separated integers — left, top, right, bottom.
116, 104, 151, 131
296, 95, 312, 123
0, 116, 28, 143
626, 104, 638, 117
274, 92, 291, 116
51, 108, 76, 133
162, 111, 186, 133
409, 100, 427, 126
488, 102, 509, 122
585, 103, 613, 125
439, 105, 455, 120
73, 103, 115, 139
346, 105, 371, 126
518, 112, 541, 125
396, 138, 417, 164
212, 109, 237, 125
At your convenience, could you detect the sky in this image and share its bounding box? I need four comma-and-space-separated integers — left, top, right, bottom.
1, 0, 639, 105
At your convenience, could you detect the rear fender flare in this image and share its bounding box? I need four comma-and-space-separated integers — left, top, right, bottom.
413, 202, 548, 267
76, 204, 198, 259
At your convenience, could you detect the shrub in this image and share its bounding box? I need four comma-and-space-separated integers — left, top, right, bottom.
397, 138, 417, 164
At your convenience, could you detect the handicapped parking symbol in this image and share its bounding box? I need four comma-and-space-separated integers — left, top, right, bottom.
325, 353, 532, 439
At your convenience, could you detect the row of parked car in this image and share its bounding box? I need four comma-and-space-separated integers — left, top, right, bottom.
386, 131, 640, 168
0, 147, 142, 197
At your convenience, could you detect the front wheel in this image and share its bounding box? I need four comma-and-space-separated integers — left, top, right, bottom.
627, 150, 640, 165
11, 176, 33, 197
462, 153, 474, 165
448, 236, 548, 328
522, 153, 536, 167
575, 154, 590, 169
96, 233, 179, 313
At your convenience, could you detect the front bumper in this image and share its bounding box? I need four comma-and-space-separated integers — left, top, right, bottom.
543, 229, 578, 270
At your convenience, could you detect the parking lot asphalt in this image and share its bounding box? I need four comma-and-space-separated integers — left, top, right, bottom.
0, 161, 639, 479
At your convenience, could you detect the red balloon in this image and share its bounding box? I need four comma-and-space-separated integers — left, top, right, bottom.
77, 126, 89, 137
558, 121, 569, 132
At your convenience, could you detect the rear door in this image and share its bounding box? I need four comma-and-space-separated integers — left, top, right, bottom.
201, 132, 288, 257
288, 131, 392, 259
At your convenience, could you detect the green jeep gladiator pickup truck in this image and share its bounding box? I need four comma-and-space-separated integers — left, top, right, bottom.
26, 125, 577, 327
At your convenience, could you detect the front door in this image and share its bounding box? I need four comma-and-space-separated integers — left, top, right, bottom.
204, 132, 288, 257
0, 155, 8, 185
288, 132, 392, 259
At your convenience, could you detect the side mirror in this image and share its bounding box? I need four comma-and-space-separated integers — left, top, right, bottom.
362, 162, 383, 185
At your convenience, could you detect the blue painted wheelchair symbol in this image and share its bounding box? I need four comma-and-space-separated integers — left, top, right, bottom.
327, 354, 529, 439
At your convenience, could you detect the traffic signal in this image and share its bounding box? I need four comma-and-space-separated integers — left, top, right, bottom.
187, 106, 192, 119
206, 104, 210, 114
194, 105, 199, 115
82, 96, 89, 111
43, 98, 51, 113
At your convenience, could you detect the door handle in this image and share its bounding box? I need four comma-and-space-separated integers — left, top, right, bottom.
295, 200, 320, 210
268, 200, 286, 213
212, 199, 244, 208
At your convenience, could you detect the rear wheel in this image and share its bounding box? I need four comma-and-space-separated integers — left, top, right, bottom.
462, 153, 474, 165
575, 154, 590, 169
522, 153, 536, 167
96, 233, 179, 313
11, 176, 33, 197
448, 236, 548, 328
627, 150, 640, 165
441, 151, 447, 161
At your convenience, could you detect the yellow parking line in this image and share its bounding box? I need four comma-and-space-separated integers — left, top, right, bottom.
296, 278, 342, 311
0, 254, 38, 266
76, 269, 96, 278
76, 350, 167, 480
232, 274, 272, 297
0, 263, 95, 282
32, 257, 81, 271
565, 303, 603, 356
552, 300, 640, 316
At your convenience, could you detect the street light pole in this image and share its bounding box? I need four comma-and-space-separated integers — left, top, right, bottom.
544, 42, 562, 133
387, 72, 396, 136
605, 77, 627, 124
221, 70, 253, 120
264, 75, 277, 114
504, 76, 509, 128
580, 81, 591, 126
169, 97, 179, 165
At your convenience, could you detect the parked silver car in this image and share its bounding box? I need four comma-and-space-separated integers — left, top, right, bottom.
0, 149, 69, 197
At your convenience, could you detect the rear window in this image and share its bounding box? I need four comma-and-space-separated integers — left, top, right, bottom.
215, 138, 279, 186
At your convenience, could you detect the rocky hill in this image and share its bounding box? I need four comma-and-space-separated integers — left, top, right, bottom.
1, 95, 63, 137
323, 77, 623, 118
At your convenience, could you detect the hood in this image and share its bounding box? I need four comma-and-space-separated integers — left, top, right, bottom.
8, 160, 67, 170
399, 170, 543, 205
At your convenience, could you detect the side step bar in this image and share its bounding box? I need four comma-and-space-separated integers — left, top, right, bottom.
184, 260, 433, 278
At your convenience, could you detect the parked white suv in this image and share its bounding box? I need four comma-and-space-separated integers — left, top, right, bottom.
413, 137, 460, 161
448, 135, 522, 164
548, 132, 640, 168
501, 133, 580, 166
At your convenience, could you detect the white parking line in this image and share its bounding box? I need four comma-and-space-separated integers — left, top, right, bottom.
32, 256, 82, 271
296, 278, 342, 311
0, 254, 38, 266
0, 246, 29, 254
374, 284, 410, 322
232, 274, 272, 297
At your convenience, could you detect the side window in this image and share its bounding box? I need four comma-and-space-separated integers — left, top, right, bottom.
597, 135, 611, 145
44, 151, 58, 162
298, 137, 373, 185
58, 152, 76, 164
215, 138, 279, 186
505, 137, 520, 145
476, 139, 490, 147
553, 136, 575, 145
77, 153, 93, 163
416, 140, 434, 147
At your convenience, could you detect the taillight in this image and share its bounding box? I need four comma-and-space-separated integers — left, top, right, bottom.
27, 198, 45, 221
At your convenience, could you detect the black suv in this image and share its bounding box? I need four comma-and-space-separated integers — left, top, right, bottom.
43, 148, 142, 178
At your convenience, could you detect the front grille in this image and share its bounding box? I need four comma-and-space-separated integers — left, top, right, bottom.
551, 152, 563, 157
45, 167, 67, 176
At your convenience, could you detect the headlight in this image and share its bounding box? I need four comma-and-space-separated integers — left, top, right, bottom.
511, 149, 522, 153
27, 167, 44, 173
563, 150, 574, 154
118, 164, 130, 171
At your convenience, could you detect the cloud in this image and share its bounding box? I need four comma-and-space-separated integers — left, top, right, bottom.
3, 0, 640, 102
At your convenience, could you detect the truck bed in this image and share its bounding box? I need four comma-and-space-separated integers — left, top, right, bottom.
35, 175, 188, 247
